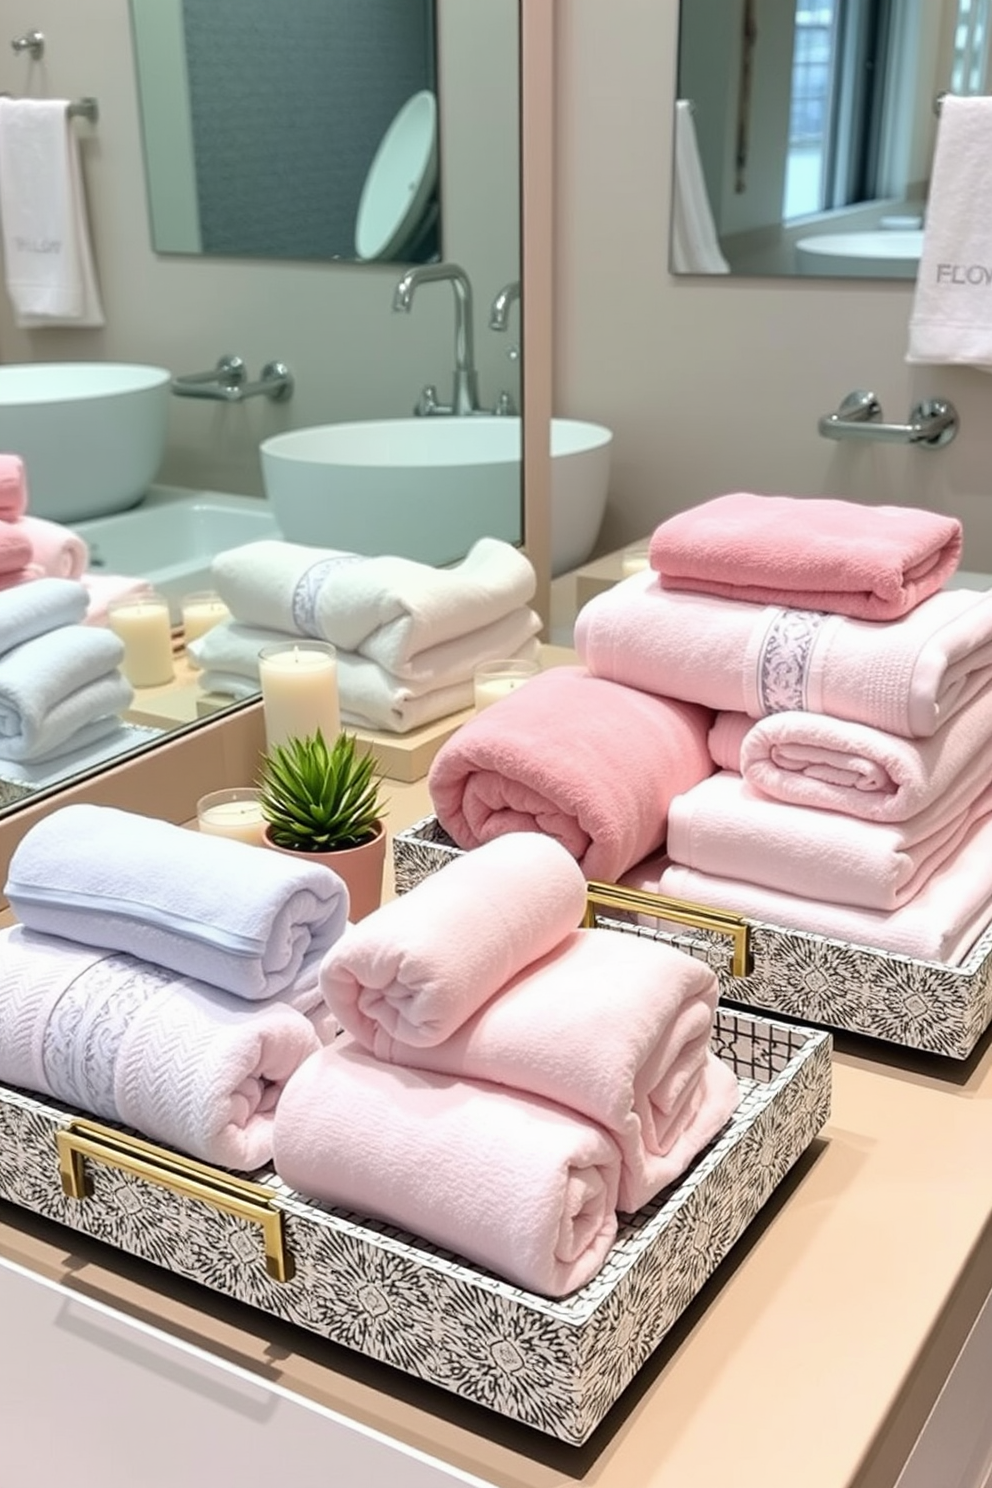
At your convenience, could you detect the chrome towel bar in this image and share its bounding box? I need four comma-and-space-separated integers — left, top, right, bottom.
817, 388, 959, 448
172, 354, 294, 403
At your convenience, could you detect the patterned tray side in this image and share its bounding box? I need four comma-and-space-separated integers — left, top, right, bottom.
0, 1011, 830, 1444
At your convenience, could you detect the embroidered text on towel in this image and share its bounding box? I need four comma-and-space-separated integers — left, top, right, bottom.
291, 555, 367, 637
755, 608, 829, 713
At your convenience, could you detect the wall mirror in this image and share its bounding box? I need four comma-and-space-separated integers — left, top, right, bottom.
130, 0, 442, 264
673, 0, 990, 280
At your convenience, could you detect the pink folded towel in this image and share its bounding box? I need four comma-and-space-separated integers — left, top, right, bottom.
17, 515, 88, 579
654, 810, 992, 965
273, 1037, 622, 1297
366, 926, 739, 1213
0, 454, 27, 522
575, 572, 992, 739
0, 520, 36, 578
81, 573, 155, 626
321, 832, 588, 1048
738, 683, 992, 823
428, 665, 714, 882
649, 493, 962, 621
0, 925, 320, 1169
668, 770, 992, 911
708, 711, 752, 771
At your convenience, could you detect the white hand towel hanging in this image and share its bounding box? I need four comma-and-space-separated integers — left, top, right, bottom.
0, 98, 105, 327
671, 99, 730, 275
907, 95, 992, 369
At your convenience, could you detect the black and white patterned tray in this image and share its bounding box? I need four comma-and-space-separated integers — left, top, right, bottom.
0, 1007, 830, 1444
393, 815, 992, 1059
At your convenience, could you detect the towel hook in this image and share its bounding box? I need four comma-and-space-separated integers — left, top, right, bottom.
817, 389, 959, 449
11, 31, 44, 60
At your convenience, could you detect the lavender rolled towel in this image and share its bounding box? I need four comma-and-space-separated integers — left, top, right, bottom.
6, 805, 350, 1001
273, 1037, 621, 1297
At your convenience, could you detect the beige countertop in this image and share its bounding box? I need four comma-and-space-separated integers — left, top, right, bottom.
2, 761, 992, 1486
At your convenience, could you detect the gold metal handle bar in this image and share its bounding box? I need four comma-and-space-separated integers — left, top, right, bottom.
54, 1119, 294, 1282
584, 881, 753, 978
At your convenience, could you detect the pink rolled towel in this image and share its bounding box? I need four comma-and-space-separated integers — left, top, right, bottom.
273, 1037, 621, 1297
365, 926, 739, 1213
668, 769, 992, 911
0, 454, 28, 522
17, 515, 89, 579
649, 493, 962, 621
321, 831, 588, 1048
0, 520, 37, 583
428, 665, 714, 882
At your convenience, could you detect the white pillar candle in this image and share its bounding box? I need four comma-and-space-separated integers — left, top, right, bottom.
107, 591, 175, 688
182, 591, 231, 646
473, 658, 540, 712
258, 642, 340, 750
197, 789, 266, 845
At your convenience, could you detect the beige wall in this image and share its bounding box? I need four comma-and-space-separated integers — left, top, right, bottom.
0, 0, 519, 498
555, 0, 992, 574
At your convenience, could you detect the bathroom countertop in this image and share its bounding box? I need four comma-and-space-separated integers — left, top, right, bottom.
1, 763, 992, 1484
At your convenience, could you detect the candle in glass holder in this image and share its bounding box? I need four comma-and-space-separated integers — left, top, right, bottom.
620, 542, 651, 577
182, 590, 230, 646
196, 788, 266, 845
473, 658, 540, 711
258, 641, 340, 749
107, 590, 174, 687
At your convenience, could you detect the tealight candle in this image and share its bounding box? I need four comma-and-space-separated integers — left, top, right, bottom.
107, 590, 175, 688
473, 658, 541, 712
258, 641, 340, 750
620, 542, 651, 577
196, 788, 267, 845
182, 590, 230, 647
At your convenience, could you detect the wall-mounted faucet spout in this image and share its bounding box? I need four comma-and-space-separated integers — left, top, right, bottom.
489, 280, 520, 331
392, 261, 481, 416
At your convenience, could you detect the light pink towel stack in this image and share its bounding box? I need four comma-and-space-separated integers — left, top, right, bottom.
649, 493, 962, 621
361, 927, 740, 1213
274, 1038, 622, 1297
17, 514, 88, 579
428, 665, 714, 882
0, 454, 27, 522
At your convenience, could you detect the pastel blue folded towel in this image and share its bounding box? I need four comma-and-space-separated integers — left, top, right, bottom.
0, 576, 89, 656
0, 625, 133, 761
5, 804, 351, 1000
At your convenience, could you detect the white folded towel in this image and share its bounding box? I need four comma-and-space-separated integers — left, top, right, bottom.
0, 576, 89, 654
5, 804, 351, 1000
671, 99, 730, 275
188, 614, 542, 732
0, 625, 133, 761
0, 98, 105, 327
907, 95, 992, 368
211, 536, 536, 670
0, 925, 319, 1170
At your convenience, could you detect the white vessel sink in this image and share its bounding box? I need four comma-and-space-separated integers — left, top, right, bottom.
795, 229, 923, 279
260, 416, 612, 576
0, 362, 171, 523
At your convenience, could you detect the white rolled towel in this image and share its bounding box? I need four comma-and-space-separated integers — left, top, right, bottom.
211, 536, 536, 670
0, 925, 319, 1169
5, 804, 351, 1000
0, 625, 133, 761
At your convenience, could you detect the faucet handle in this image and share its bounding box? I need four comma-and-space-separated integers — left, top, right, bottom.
414, 384, 453, 417
492, 391, 517, 416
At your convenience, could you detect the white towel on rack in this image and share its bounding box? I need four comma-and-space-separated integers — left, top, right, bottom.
671, 100, 730, 275
0, 98, 104, 327
907, 95, 992, 368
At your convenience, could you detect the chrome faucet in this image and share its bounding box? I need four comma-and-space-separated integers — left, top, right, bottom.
392, 262, 481, 416
488, 279, 520, 331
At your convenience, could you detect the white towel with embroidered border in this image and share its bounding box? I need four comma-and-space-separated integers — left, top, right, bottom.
0, 97, 105, 327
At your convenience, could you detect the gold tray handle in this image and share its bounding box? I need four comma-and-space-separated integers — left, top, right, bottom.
584, 880, 753, 978
54, 1118, 294, 1283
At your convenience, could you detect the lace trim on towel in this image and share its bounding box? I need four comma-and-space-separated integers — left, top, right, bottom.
42, 956, 174, 1118
755, 608, 828, 713
292, 555, 366, 637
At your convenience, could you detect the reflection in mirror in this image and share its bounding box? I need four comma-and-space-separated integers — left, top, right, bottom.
130, 0, 441, 264
672, 0, 991, 280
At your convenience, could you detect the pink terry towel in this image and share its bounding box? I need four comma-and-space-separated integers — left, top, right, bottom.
655, 809, 992, 965
649, 493, 962, 621
0, 521, 36, 579
668, 770, 992, 912
0, 454, 27, 522
575, 571, 992, 739
273, 1037, 621, 1297
0, 925, 320, 1170
707, 711, 753, 772
16, 515, 88, 579
739, 682, 992, 823
80, 573, 154, 626
321, 831, 588, 1048
428, 665, 714, 882
365, 927, 739, 1213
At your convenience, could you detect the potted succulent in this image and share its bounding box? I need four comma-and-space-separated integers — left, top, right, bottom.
256, 728, 387, 920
